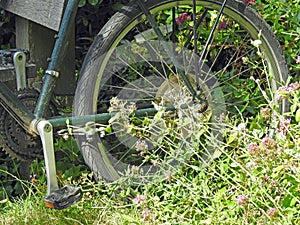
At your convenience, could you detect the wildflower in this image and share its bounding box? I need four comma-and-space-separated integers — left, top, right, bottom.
242, 56, 249, 64
251, 39, 262, 48
289, 82, 300, 91
135, 139, 148, 156
275, 118, 291, 136
62, 132, 69, 140
246, 161, 257, 169
131, 165, 142, 176
133, 194, 147, 206
126, 102, 137, 113
261, 136, 277, 149
236, 194, 249, 206
176, 13, 191, 26
236, 123, 246, 131
141, 209, 153, 221
247, 142, 260, 155
243, 0, 256, 6
276, 82, 300, 99
218, 20, 228, 30
266, 208, 278, 218
260, 107, 271, 120
296, 56, 300, 64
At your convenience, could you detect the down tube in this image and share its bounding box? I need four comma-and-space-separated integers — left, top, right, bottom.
34, 0, 80, 119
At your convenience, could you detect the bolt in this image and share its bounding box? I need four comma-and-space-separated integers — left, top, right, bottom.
44, 124, 52, 132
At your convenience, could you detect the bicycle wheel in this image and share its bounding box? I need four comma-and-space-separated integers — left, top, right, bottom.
74, 0, 288, 183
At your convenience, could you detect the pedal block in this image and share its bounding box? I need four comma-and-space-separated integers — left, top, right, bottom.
44, 185, 82, 210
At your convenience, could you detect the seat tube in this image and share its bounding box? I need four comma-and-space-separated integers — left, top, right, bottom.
34, 0, 80, 119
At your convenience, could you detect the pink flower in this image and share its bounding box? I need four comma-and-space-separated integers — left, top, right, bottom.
236, 194, 249, 206
141, 209, 153, 221
289, 82, 300, 91
133, 194, 147, 206
276, 118, 291, 136
243, 0, 256, 6
261, 136, 277, 149
267, 208, 278, 218
176, 13, 191, 26
247, 142, 260, 155
296, 56, 300, 64
277, 82, 300, 99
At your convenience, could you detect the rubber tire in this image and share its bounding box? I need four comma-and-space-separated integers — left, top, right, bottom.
74, 0, 288, 181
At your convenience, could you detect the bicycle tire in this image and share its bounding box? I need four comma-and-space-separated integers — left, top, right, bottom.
74, 0, 288, 183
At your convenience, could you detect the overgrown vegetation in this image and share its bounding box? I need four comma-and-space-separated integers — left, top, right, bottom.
0, 0, 299, 224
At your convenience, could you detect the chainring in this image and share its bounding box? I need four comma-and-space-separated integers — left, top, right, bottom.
0, 89, 57, 161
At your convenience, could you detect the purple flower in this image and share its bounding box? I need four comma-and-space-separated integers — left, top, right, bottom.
176, 13, 191, 26
248, 142, 260, 155
267, 208, 278, 218
218, 20, 228, 30
236, 194, 249, 206
133, 194, 147, 206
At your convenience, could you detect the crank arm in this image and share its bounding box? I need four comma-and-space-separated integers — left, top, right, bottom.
36, 120, 82, 209
13, 51, 27, 90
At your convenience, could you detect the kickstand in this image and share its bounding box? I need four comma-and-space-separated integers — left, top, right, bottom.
37, 120, 82, 209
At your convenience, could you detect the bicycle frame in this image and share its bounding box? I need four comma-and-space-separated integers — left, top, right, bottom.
0, 0, 228, 209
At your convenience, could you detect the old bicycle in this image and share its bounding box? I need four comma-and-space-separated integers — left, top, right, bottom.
0, 0, 288, 209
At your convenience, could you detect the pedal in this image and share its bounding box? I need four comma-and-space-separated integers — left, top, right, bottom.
44, 185, 82, 210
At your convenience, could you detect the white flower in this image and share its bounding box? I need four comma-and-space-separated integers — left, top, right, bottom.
251, 39, 262, 48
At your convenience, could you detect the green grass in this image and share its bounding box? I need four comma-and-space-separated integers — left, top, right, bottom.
0, 1, 300, 224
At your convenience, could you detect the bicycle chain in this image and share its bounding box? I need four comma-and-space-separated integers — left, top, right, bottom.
0, 89, 57, 161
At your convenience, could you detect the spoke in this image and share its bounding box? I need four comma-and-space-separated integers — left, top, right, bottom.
197, 0, 229, 90
184, 9, 208, 49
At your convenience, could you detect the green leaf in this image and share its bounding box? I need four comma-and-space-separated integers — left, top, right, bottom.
227, 132, 238, 144
295, 108, 300, 122
105, 125, 112, 133
118, 214, 140, 224
290, 104, 297, 113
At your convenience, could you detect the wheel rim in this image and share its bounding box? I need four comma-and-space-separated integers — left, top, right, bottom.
77, 0, 286, 182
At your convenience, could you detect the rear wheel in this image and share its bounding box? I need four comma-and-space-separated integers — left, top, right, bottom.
74, 0, 288, 183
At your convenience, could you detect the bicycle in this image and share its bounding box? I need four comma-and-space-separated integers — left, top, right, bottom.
0, 0, 288, 209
